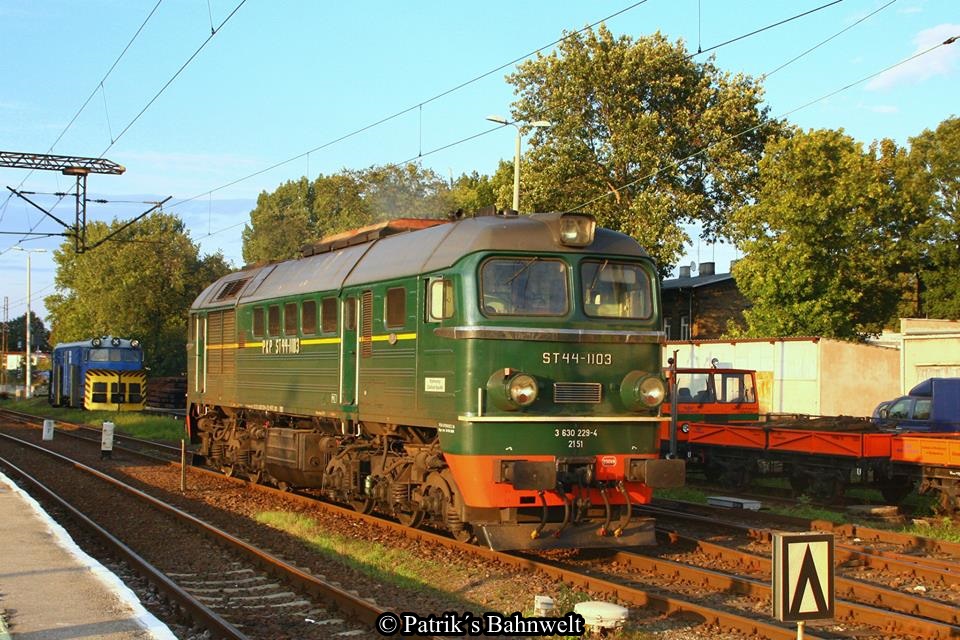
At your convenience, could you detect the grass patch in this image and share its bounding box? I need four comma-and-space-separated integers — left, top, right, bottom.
653, 486, 709, 504
768, 497, 846, 523
255, 511, 472, 598
901, 517, 960, 542
0, 396, 185, 441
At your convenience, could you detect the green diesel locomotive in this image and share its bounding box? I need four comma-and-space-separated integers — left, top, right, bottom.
186, 210, 682, 549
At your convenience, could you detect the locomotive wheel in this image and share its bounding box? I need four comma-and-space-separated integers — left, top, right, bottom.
450, 521, 475, 543
396, 508, 425, 528
350, 497, 375, 514
422, 471, 474, 542
220, 464, 236, 478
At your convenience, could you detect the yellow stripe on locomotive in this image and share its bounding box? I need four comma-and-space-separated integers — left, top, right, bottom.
84, 369, 147, 411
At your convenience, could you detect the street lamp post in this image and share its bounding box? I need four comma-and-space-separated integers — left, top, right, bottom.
13, 247, 45, 399
486, 115, 551, 212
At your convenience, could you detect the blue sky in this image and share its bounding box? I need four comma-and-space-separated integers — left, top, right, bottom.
0, 0, 957, 324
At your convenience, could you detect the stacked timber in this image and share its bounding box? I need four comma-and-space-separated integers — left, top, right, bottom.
147, 376, 187, 410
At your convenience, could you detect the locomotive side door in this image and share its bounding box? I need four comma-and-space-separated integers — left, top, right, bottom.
69, 364, 83, 408
192, 313, 206, 395
339, 295, 358, 410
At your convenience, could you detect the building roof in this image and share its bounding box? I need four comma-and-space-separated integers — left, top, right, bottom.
661, 272, 734, 290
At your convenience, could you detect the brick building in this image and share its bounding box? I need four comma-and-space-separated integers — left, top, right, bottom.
661, 262, 750, 340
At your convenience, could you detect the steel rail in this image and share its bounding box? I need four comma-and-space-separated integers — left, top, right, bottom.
613, 548, 960, 639
813, 521, 960, 561
654, 497, 960, 562
648, 531, 960, 627
0, 431, 387, 628
641, 503, 960, 584
0, 454, 246, 640
0, 408, 184, 459
4, 408, 951, 638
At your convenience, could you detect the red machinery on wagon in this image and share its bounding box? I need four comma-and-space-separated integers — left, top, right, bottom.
660, 366, 960, 514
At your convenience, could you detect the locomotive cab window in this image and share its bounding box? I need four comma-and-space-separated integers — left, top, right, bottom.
252, 307, 264, 338
385, 287, 406, 328
321, 297, 337, 333
581, 260, 653, 319
302, 300, 317, 335
284, 302, 298, 335
479, 257, 568, 316
428, 279, 454, 321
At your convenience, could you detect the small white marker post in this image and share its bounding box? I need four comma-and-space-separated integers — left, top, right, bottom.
180, 439, 187, 493
100, 421, 114, 459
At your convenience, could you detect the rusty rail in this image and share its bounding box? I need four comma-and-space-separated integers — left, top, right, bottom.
0, 454, 246, 640
651, 531, 960, 628
0, 431, 387, 628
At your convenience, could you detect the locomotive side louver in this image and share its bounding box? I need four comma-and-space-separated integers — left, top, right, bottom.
554, 382, 602, 403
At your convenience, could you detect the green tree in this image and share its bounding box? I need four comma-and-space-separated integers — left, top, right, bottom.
242, 163, 467, 263
507, 26, 779, 275
241, 177, 314, 264
909, 117, 960, 318
728, 128, 920, 339
448, 171, 498, 214
311, 173, 372, 238
354, 163, 452, 218
3, 311, 50, 353
45, 213, 230, 376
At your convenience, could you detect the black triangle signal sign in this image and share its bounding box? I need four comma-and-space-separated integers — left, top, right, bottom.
789, 544, 828, 615
772, 532, 835, 622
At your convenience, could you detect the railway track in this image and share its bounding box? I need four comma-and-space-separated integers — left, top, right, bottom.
634, 501, 960, 638
4, 408, 960, 638
0, 429, 386, 639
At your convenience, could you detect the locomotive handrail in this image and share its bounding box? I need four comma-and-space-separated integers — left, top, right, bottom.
459, 415, 665, 422
434, 326, 664, 343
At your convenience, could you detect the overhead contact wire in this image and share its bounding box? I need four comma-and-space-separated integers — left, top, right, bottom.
167, 1, 654, 209
96, 0, 249, 159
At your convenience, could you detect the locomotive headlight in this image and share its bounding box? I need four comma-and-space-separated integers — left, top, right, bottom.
620, 370, 667, 411
508, 374, 539, 407
486, 369, 539, 411
130, 339, 141, 349
558, 213, 596, 247
638, 376, 666, 407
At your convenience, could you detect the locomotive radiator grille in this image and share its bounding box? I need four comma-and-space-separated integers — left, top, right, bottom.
553, 382, 602, 404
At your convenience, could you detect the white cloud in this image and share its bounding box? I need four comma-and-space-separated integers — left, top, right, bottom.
866, 23, 960, 90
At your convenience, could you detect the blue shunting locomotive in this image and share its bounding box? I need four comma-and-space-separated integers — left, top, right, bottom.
49, 336, 146, 411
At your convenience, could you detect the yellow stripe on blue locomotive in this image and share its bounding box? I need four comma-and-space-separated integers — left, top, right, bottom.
84, 369, 147, 411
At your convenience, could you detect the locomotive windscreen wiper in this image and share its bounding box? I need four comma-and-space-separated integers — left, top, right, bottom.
504, 256, 540, 285
589, 259, 608, 290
